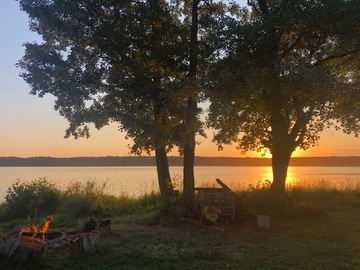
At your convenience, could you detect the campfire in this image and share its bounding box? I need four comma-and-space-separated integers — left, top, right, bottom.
20, 215, 54, 239
0, 215, 111, 262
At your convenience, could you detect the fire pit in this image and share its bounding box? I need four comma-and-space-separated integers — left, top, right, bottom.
1, 215, 104, 262
20, 230, 66, 242
19, 230, 67, 252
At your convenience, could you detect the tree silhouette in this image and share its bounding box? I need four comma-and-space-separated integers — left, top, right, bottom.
17, 0, 193, 207
17, 0, 226, 210
207, 0, 360, 203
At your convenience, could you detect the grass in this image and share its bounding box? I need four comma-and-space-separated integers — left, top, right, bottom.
1, 180, 360, 269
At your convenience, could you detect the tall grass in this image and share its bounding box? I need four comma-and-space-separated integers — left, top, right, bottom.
288, 177, 360, 213
1, 177, 360, 224
230, 178, 360, 217
2, 177, 360, 269
0, 178, 162, 224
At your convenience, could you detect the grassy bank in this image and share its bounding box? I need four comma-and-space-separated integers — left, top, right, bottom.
1, 179, 360, 269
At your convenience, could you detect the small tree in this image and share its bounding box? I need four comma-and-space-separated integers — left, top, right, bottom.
207, 0, 360, 203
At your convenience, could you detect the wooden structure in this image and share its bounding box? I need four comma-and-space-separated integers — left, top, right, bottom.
195, 179, 236, 221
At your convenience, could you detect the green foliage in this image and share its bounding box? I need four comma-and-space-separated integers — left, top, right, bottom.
235, 177, 360, 217
0, 179, 162, 223
208, 0, 360, 152
3, 186, 360, 269
139, 192, 163, 210
206, 0, 360, 196
289, 180, 360, 213
57, 180, 106, 218
15, 0, 201, 154
2, 179, 360, 269
16, 0, 222, 204
56, 180, 162, 220
236, 180, 275, 214
1, 178, 59, 220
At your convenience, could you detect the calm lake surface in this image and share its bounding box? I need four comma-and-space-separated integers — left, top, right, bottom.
1, 166, 360, 202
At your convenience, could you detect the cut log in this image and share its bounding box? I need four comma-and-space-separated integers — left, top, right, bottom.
0, 237, 21, 258
98, 219, 111, 236
76, 217, 97, 233
69, 231, 100, 255
0, 235, 46, 262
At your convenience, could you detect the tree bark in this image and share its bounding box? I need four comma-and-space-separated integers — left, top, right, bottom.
268, 107, 294, 201
155, 147, 174, 209
183, 99, 196, 210
270, 148, 291, 198
183, 0, 200, 214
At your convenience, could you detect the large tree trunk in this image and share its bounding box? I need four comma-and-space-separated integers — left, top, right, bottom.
155, 147, 174, 209
269, 106, 295, 201
183, 144, 195, 211
183, 0, 200, 214
270, 148, 291, 198
183, 98, 197, 211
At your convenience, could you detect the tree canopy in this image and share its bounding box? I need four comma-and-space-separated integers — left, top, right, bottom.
207, 0, 360, 198
18, 0, 185, 149
17, 0, 360, 208
17, 0, 227, 209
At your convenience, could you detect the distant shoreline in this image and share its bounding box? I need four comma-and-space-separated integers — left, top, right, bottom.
1, 156, 360, 167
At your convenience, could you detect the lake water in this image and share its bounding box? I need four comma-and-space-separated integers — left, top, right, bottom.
1, 166, 360, 202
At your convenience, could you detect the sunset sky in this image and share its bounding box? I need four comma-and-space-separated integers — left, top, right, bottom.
1, 1, 360, 159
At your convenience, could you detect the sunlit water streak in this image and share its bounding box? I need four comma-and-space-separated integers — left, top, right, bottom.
1, 166, 360, 202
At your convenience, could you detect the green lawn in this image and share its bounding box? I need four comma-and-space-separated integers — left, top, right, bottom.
1, 184, 360, 269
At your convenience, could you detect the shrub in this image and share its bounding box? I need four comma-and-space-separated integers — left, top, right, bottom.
56, 180, 162, 219
56, 180, 107, 218
2, 178, 59, 220
0, 178, 163, 224
240, 180, 272, 208
139, 192, 162, 210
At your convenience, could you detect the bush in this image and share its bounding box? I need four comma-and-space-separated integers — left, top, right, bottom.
2, 178, 59, 220
56, 180, 107, 219
0, 178, 163, 224
56, 180, 162, 219
240, 180, 272, 209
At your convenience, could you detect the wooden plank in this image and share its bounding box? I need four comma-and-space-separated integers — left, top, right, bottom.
215, 178, 233, 191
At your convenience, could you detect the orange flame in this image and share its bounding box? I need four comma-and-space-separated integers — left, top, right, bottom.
31, 224, 40, 232
21, 215, 54, 239
40, 215, 54, 233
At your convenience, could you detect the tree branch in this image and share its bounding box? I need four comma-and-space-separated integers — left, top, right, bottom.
257, 0, 269, 14
247, 0, 260, 15
313, 49, 360, 66
289, 98, 315, 144
282, 34, 303, 56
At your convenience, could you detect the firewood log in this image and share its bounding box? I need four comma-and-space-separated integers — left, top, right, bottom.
76, 217, 98, 233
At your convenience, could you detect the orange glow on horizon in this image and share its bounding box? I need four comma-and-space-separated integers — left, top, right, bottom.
2, 1, 360, 160
2, 120, 360, 158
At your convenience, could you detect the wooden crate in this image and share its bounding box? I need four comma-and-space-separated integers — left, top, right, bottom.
195, 188, 235, 221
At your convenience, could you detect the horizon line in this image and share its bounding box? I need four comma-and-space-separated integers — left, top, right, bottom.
2, 155, 360, 159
